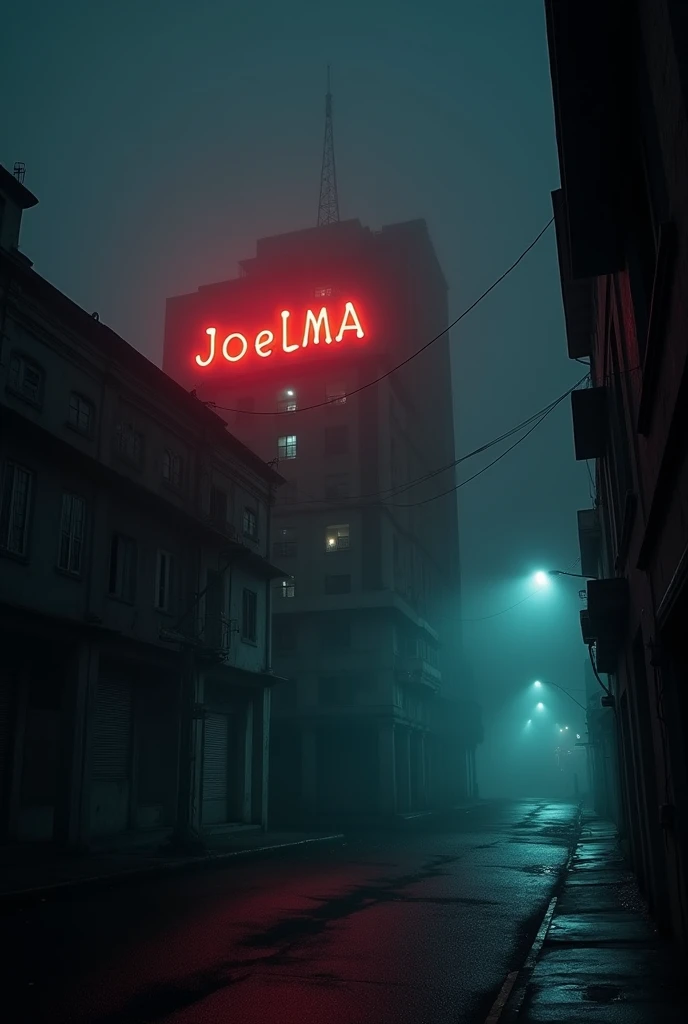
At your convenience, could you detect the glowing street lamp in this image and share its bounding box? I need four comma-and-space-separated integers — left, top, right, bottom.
536, 702, 545, 712
533, 680, 542, 689
533, 571, 550, 588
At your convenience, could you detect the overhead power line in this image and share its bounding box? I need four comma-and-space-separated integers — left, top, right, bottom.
275, 371, 588, 509
208, 217, 555, 417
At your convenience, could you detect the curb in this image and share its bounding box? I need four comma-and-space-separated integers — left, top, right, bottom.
0, 833, 345, 912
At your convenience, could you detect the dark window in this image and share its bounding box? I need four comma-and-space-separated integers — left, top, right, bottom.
68, 393, 94, 435
205, 569, 225, 649
273, 526, 296, 558
58, 493, 85, 575
210, 486, 228, 524
155, 550, 178, 612
326, 383, 346, 405
243, 506, 258, 539
114, 421, 143, 466
324, 425, 348, 456
162, 448, 183, 488
0, 462, 34, 556
7, 352, 43, 406
325, 574, 351, 595
242, 588, 258, 642
324, 473, 350, 500
108, 534, 137, 601
319, 615, 351, 648
273, 618, 297, 652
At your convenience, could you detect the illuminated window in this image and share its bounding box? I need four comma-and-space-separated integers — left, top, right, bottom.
243, 506, 258, 539
58, 493, 86, 575
277, 388, 297, 412
324, 473, 349, 500
325, 524, 350, 552
7, 352, 43, 406
162, 448, 183, 488
314, 286, 333, 297
0, 462, 34, 556
278, 434, 297, 460
68, 393, 94, 435
274, 527, 297, 558
278, 579, 296, 598
324, 425, 348, 456
326, 383, 347, 405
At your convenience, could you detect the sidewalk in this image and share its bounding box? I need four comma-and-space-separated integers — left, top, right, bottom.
0, 828, 344, 909
513, 812, 685, 1023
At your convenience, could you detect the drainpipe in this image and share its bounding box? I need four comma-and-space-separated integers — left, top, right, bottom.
264, 476, 275, 674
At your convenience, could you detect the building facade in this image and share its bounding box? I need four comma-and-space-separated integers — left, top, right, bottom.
164, 219, 481, 824
0, 166, 283, 847
546, 0, 688, 939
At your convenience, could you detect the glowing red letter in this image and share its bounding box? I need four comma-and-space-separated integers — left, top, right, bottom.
222, 332, 248, 363
302, 307, 332, 347
196, 328, 216, 367
255, 329, 274, 358
281, 311, 299, 353
336, 301, 365, 341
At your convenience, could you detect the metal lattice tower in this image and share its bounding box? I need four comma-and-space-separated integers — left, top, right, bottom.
317, 66, 340, 226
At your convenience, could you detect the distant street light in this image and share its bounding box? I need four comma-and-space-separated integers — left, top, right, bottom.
576, 733, 581, 739
530, 679, 586, 712
533, 680, 542, 689
533, 571, 550, 587
536, 702, 545, 712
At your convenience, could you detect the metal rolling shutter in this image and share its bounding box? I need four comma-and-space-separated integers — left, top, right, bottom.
92, 678, 132, 779
202, 712, 228, 826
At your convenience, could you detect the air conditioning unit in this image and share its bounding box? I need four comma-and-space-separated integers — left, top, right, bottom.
571, 388, 607, 460
587, 578, 628, 642
580, 609, 595, 645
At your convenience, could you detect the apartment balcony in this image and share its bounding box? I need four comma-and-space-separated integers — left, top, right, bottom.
395, 655, 441, 690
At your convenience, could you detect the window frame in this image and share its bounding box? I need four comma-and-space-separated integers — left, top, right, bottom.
154, 548, 177, 612
242, 505, 258, 540
6, 351, 44, 408
67, 392, 95, 436
277, 434, 297, 460
326, 383, 347, 406
162, 447, 183, 489
325, 523, 350, 552
278, 579, 296, 599
324, 573, 351, 595
0, 461, 34, 558
241, 587, 258, 643
107, 532, 138, 602
114, 419, 144, 468
57, 492, 86, 576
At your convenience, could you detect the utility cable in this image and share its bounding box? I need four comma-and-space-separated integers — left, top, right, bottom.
275, 371, 588, 509
206, 217, 555, 417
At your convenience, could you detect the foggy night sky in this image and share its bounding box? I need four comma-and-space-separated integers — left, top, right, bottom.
2, 1, 590, 771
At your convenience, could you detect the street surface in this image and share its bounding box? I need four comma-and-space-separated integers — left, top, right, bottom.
2, 800, 579, 1024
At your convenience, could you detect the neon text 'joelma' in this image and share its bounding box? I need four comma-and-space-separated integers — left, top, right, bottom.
195, 301, 365, 367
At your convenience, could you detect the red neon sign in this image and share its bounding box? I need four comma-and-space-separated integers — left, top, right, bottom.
195, 301, 365, 368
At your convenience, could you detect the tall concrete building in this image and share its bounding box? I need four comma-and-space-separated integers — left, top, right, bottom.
164, 219, 480, 823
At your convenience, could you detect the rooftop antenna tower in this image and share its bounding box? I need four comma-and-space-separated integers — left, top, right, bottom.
317, 65, 340, 226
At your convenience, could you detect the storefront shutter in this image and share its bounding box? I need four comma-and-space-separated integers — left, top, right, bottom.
202, 712, 228, 826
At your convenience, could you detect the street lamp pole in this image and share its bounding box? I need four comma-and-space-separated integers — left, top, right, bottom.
541, 679, 587, 712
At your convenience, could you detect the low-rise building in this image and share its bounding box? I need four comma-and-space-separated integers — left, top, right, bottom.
0, 165, 284, 848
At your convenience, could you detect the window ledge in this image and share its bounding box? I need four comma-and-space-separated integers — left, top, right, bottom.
64, 420, 93, 440
241, 637, 258, 647
5, 385, 42, 410
637, 221, 677, 436
55, 566, 83, 581
0, 547, 29, 565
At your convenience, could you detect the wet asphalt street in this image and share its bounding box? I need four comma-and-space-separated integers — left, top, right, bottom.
2, 800, 579, 1024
